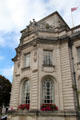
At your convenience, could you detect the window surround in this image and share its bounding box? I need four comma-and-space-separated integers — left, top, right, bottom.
21, 80, 30, 104
41, 76, 55, 104
77, 47, 80, 64
43, 50, 53, 67
23, 52, 30, 68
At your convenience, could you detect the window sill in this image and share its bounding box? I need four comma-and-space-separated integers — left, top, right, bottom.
42, 65, 55, 72
21, 66, 30, 70
43, 64, 55, 67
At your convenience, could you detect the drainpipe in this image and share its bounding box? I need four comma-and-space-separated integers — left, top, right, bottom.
69, 39, 80, 120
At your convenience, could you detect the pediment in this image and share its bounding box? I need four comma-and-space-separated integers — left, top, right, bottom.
21, 11, 70, 40
38, 11, 70, 32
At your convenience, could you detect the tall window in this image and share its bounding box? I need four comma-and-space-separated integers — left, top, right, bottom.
24, 53, 30, 67
78, 77, 80, 90
43, 50, 53, 66
22, 80, 30, 104
78, 76, 80, 105
77, 47, 80, 62
42, 77, 54, 104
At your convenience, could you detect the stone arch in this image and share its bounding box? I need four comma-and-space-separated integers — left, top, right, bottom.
41, 75, 57, 83
20, 77, 30, 84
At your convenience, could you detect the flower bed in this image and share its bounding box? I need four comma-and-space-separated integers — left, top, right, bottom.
41, 104, 58, 111
18, 104, 30, 110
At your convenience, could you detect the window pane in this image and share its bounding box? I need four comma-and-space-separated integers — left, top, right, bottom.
22, 80, 30, 104
24, 53, 30, 67
43, 50, 52, 66
42, 78, 54, 104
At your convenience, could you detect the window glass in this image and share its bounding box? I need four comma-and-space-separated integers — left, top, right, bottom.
78, 76, 80, 105
42, 78, 54, 104
78, 77, 80, 90
43, 50, 52, 66
22, 80, 30, 104
24, 53, 30, 67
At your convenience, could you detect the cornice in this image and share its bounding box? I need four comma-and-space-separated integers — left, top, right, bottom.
20, 37, 58, 49
20, 26, 68, 40
12, 35, 68, 56
70, 31, 80, 40
12, 31, 80, 62
8, 110, 76, 117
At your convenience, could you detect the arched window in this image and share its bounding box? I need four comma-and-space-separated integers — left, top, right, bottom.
22, 80, 30, 104
42, 77, 54, 104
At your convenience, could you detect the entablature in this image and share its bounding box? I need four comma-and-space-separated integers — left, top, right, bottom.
12, 26, 80, 62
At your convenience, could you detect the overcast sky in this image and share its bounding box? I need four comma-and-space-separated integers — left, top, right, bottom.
0, 0, 80, 82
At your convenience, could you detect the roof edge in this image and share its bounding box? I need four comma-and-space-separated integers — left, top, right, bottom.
21, 11, 72, 33
71, 25, 80, 30
38, 11, 70, 30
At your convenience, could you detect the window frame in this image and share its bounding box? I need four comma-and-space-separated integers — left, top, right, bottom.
77, 47, 80, 63
42, 77, 55, 104
24, 52, 30, 68
22, 80, 30, 104
77, 76, 80, 105
43, 50, 53, 67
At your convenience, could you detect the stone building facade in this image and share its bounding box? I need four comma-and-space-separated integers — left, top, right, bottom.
8, 11, 80, 120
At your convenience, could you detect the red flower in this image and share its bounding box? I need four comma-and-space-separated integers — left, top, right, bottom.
41, 104, 58, 111
18, 104, 30, 110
